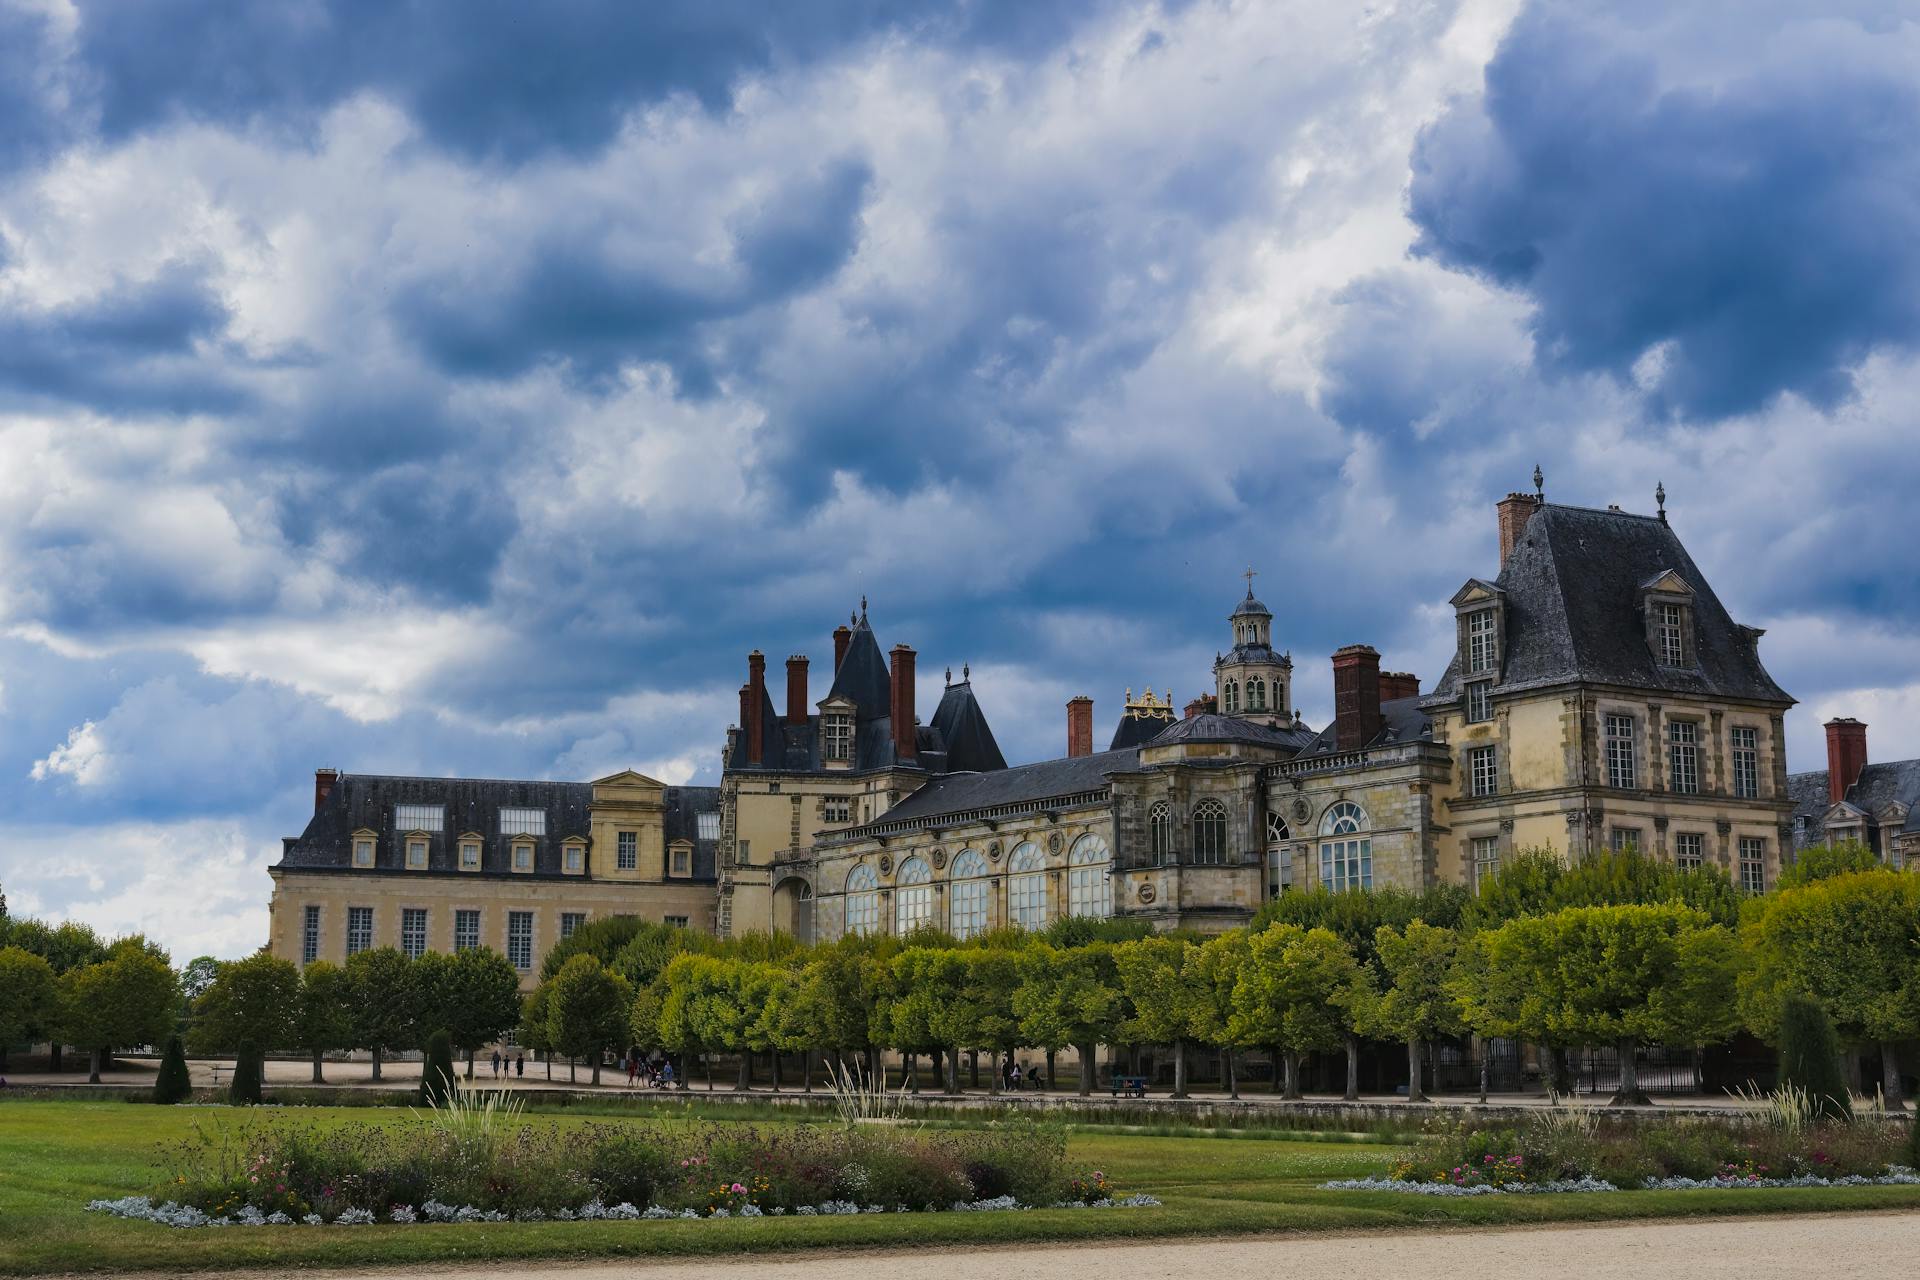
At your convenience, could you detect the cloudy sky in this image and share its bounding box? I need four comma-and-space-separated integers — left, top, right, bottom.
2, 0, 1916, 960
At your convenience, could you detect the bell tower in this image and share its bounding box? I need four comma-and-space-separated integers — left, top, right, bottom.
1213, 570, 1293, 727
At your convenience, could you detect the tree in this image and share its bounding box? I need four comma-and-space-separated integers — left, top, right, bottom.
1013, 942, 1126, 1096
1464, 847, 1740, 929
419, 1029, 457, 1104
520, 982, 557, 1081
1361, 920, 1464, 1103
1254, 885, 1468, 965
952, 949, 1023, 1094
1777, 839, 1880, 890
153, 1034, 192, 1103
545, 954, 633, 1085
179, 956, 222, 1002
428, 947, 524, 1079
1232, 926, 1364, 1099
1776, 994, 1852, 1121
887, 948, 970, 1092
1116, 936, 1200, 1097
1185, 931, 1251, 1097
230, 1040, 264, 1104
1740, 868, 1920, 1110
188, 952, 299, 1057
292, 961, 354, 1083
56, 948, 178, 1083
0, 946, 58, 1072
343, 947, 416, 1081
5, 919, 108, 974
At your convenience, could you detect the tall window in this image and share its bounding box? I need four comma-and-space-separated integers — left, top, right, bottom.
1067, 835, 1112, 919
563, 844, 584, 872
459, 839, 480, 870
895, 857, 933, 934
560, 911, 585, 939
1467, 611, 1496, 673
302, 905, 321, 964
1604, 713, 1637, 788
823, 713, 853, 762
499, 807, 546, 836
1248, 677, 1266, 711
1739, 837, 1766, 893
1148, 801, 1174, 865
1669, 721, 1700, 795
1191, 799, 1229, 865
1466, 681, 1492, 724
353, 838, 375, 868
1674, 832, 1704, 871
1469, 745, 1499, 797
617, 831, 637, 869
512, 842, 533, 871
1223, 680, 1239, 714
1318, 802, 1371, 891
1657, 602, 1687, 667
1008, 842, 1047, 930
406, 839, 428, 869
506, 911, 533, 970
671, 844, 691, 874
1731, 726, 1760, 799
454, 909, 480, 952
696, 812, 720, 840
401, 907, 428, 958
1266, 848, 1292, 898
1471, 836, 1499, 890
395, 803, 443, 832
346, 906, 373, 956
949, 850, 990, 939
844, 864, 880, 936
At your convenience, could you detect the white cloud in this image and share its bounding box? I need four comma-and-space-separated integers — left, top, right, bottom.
29, 719, 108, 786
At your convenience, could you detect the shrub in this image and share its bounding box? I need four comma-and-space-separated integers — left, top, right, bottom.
1777, 995, 1853, 1122
229, 1042, 263, 1106
153, 1035, 191, 1105
419, 1030, 457, 1106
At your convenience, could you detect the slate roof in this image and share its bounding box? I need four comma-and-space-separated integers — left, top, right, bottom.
1109, 710, 1176, 750
826, 615, 891, 715
1293, 695, 1433, 757
1231, 590, 1272, 619
1146, 712, 1319, 752
1788, 761, 1920, 837
929, 679, 1007, 773
862, 747, 1142, 828
276, 774, 722, 880
1424, 503, 1792, 706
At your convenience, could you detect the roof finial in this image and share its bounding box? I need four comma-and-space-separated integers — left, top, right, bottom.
1655, 480, 1667, 523
859, 594, 867, 621
945, 666, 952, 687
962, 661, 970, 680
1532, 463, 1544, 500
1243, 565, 1258, 596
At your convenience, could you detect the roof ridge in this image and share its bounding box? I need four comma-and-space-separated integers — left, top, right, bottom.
1542, 501, 1664, 522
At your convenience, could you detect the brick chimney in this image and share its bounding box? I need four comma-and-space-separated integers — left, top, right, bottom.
1067, 696, 1094, 758
1378, 671, 1420, 702
1497, 492, 1541, 568
314, 768, 338, 814
1825, 717, 1868, 806
889, 644, 917, 762
832, 624, 853, 672
746, 651, 766, 765
1332, 645, 1383, 751
786, 655, 809, 726
1184, 693, 1217, 719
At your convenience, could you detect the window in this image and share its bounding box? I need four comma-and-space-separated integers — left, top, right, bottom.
1191, 799, 1229, 865
617, 831, 637, 869
664, 915, 690, 928
895, 857, 933, 934
1675, 832, 1704, 871
823, 713, 853, 762
950, 850, 990, 939
1318, 802, 1371, 891
506, 911, 533, 970
1466, 681, 1492, 724
1008, 842, 1047, 930
1610, 826, 1642, 854
1469, 745, 1499, 797
395, 803, 444, 832
454, 909, 480, 952
499, 807, 546, 836
696, 812, 721, 840
737, 839, 752, 865
1266, 847, 1292, 898
401, 907, 428, 958
1657, 602, 1687, 667
512, 842, 534, 872
844, 864, 880, 936
1148, 801, 1174, 865
671, 844, 691, 874
353, 838, 375, 868
1248, 677, 1266, 711
1067, 835, 1112, 919
768, 783, 781, 795
1731, 726, 1760, 799
346, 906, 373, 956
823, 798, 851, 824
1739, 837, 1766, 893
560, 911, 585, 939
1467, 611, 1497, 673
459, 839, 480, 870
1265, 811, 1290, 845
406, 839, 428, 869
1471, 836, 1500, 889
1223, 679, 1238, 714
1605, 713, 1637, 789
1668, 720, 1699, 795
302, 905, 321, 964
563, 844, 584, 872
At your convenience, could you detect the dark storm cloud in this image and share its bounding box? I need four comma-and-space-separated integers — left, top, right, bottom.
1407, 0, 1920, 419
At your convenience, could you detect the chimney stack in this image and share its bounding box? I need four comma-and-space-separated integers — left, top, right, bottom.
1184, 693, 1216, 719
832, 624, 853, 672
1378, 671, 1421, 702
1497, 492, 1541, 568
1332, 645, 1384, 751
314, 768, 338, 814
1825, 717, 1868, 806
746, 651, 766, 765
889, 644, 917, 762
1066, 696, 1094, 758
786, 655, 809, 726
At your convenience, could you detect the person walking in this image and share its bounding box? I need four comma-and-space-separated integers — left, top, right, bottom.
491, 1049, 502, 1079
514, 1052, 524, 1078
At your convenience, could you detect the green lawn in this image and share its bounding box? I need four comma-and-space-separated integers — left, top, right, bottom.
4, 1099, 1920, 1274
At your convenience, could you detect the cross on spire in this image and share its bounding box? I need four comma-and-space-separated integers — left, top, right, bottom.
1243, 566, 1258, 596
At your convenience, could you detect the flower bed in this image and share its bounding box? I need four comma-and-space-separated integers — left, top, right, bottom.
1320, 1176, 1619, 1196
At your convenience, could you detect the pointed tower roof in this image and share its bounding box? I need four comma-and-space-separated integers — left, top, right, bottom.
826, 608, 891, 715
929, 677, 1007, 773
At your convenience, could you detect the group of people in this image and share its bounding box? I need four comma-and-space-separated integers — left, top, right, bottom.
621, 1048, 683, 1090
1002, 1056, 1042, 1090
487, 1049, 524, 1079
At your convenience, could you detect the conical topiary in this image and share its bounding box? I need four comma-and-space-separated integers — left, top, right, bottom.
1777, 994, 1851, 1122
229, 1041, 264, 1106
419, 1029, 457, 1106
153, 1034, 191, 1104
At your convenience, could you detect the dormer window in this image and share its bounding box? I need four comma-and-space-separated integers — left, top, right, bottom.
510, 839, 534, 873
405, 839, 428, 870
1640, 571, 1695, 668
499, 807, 546, 836
352, 836, 375, 868
394, 803, 443, 832
823, 712, 853, 763
1467, 611, 1497, 673
458, 837, 481, 871
562, 840, 586, 874
1657, 602, 1686, 666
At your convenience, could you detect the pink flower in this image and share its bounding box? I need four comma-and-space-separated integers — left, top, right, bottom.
731, 1183, 746, 1194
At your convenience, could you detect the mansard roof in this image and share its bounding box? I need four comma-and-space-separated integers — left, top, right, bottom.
1292, 695, 1433, 758
860, 747, 1142, 829
1146, 712, 1318, 751
1110, 709, 1174, 750
1789, 760, 1920, 836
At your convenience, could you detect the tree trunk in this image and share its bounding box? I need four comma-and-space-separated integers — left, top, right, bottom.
947, 1045, 960, 1093
569, 1056, 577, 1084
545, 1051, 552, 1081
1227, 1047, 1240, 1099
1478, 1038, 1491, 1105
1270, 1046, 1284, 1094
735, 1051, 750, 1091
1344, 1036, 1359, 1101
1882, 1042, 1907, 1111
1547, 1043, 1573, 1095
312, 1047, 326, 1084
1406, 1038, 1425, 1102
706, 1051, 714, 1091
989, 1048, 1002, 1096
591, 1050, 602, 1086
465, 1047, 475, 1081
371, 1046, 383, 1082
771, 1051, 783, 1092
803, 1050, 813, 1092
1172, 1038, 1189, 1099
1046, 1049, 1056, 1091
1611, 1037, 1650, 1107
970, 1050, 980, 1089
88, 1046, 103, 1085
1077, 1043, 1094, 1096
51, 1044, 62, 1073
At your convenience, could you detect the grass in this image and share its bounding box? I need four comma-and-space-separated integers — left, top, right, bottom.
4, 1099, 1920, 1274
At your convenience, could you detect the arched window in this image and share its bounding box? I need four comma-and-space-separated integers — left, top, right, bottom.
1067, 834, 1112, 919
1223, 679, 1239, 714
894, 856, 933, 935
1192, 799, 1229, 865
1149, 801, 1174, 866
845, 863, 880, 936
949, 850, 990, 939
1008, 841, 1047, 931
1317, 802, 1371, 891
1249, 677, 1265, 711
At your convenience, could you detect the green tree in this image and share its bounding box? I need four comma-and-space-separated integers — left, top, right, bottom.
1254, 884, 1469, 963
886, 948, 969, 1092
427, 947, 524, 1079
5, 919, 108, 974
1360, 920, 1464, 1103
153, 1034, 191, 1104
56, 947, 179, 1083
187, 952, 299, 1056
343, 947, 416, 1081
1777, 839, 1880, 890
1185, 931, 1252, 1097
291, 961, 354, 1083
229, 1040, 264, 1104
546, 953, 634, 1085
0, 946, 58, 1073
540, 914, 651, 980
1013, 942, 1126, 1096
179, 956, 222, 1002
519, 982, 557, 1081
1116, 936, 1200, 1097
952, 948, 1024, 1094
1232, 926, 1364, 1099
419, 1028, 457, 1104
1465, 847, 1740, 929
1776, 994, 1852, 1121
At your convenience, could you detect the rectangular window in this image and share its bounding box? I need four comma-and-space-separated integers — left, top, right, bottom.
671, 846, 690, 874
1731, 726, 1760, 799
1471, 836, 1500, 889
459, 839, 480, 869
454, 909, 480, 952
1675, 832, 1704, 871
1467, 611, 1497, 673
512, 843, 533, 871
1266, 847, 1293, 898
506, 911, 533, 970
406, 839, 428, 869
823, 798, 852, 824
1605, 713, 1637, 789
353, 838, 375, 868
401, 907, 428, 958
845, 890, 880, 937
616, 831, 637, 870
696, 812, 721, 840
1669, 720, 1700, 794
1610, 826, 1642, 854
394, 803, 443, 832
499, 807, 546, 836
1465, 680, 1492, 724
1469, 745, 1499, 797
1739, 837, 1767, 893
1658, 603, 1687, 667
560, 912, 585, 939
346, 906, 373, 956
563, 845, 583, 872
736, 839, 751, 865
664, 915, 689, 929
302, 905, 321, 964
1009, 872, 1047, 930
823, 714, 853, 762
951, 878, 990, 938
1318, 838, 1372, 892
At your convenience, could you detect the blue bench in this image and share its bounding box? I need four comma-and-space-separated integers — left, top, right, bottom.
1110, 1074, 1148, 1098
